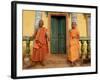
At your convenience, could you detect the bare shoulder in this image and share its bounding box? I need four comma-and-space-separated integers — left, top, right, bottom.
76, 29, 80, 33
43, 27, 48, 31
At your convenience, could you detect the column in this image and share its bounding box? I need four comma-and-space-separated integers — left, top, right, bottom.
71, 13, 77, 23
35, 11, 42, 30
85, 14, 91, 60
87, 14, 91, 38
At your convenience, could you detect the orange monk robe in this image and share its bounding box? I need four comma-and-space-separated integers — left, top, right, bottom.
68, 28, 80, 62
31, 27, 49, 62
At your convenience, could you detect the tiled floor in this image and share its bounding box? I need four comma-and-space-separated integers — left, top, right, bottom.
23, 54, 90, 69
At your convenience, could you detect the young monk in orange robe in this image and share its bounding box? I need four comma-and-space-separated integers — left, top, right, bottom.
31, 20, 49, 66
68, 22, 80, 66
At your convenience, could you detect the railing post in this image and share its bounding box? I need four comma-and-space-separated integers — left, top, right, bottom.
23, 36, 31, 68
80, 38, 91, 65
80, 40, 84, 58
26, 37, 30, 56
86, 40, 90, 59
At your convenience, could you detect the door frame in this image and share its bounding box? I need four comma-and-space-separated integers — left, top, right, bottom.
48, 13, 69, 55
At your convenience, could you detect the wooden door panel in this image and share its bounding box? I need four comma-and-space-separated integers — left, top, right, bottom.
51, 17, 58, 53
51, 16, 66, 54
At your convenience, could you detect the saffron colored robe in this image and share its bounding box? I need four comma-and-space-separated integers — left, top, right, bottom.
31, 27, 49, 62
68, 28, 80, 62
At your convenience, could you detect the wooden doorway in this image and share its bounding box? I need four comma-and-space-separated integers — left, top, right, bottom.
48, 13, 68, 54
50, 16, 66, 54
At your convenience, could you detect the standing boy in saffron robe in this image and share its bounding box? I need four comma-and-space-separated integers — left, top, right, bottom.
68, 22, 80, 66
31, 20, 49, 66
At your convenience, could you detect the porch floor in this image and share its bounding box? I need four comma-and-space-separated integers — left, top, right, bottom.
23, 54, 90, 69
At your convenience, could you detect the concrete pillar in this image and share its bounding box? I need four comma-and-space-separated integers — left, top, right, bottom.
35, 11, 42, 30
86, 14, 91, 38
71, 13, 77, 24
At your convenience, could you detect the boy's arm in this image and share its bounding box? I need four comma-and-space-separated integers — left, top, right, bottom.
31, 29, 38, 40
46, 32, 50, 41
